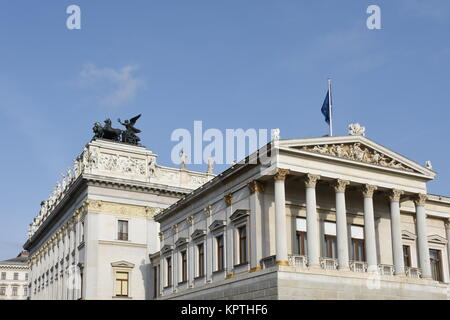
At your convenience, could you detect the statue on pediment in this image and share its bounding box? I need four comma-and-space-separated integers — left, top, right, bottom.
93, 119, 122, 142
118, 114, 142, 145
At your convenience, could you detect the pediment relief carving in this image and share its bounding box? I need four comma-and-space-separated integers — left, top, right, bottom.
161, 244, 174, 254
230, 209, 250, 223
175, 237, 189, 247
191, 229, 207, 240
300, 143, 417, 173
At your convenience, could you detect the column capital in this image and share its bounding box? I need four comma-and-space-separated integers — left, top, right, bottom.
413, 194, 428, 206
362, 184, 378, 198
388, 189, 404, 202
224, 193, 233, 206
304, 174, 320, 188
333, 179, 350, 192
274, 168, 290, 181
248, 180, 265, 193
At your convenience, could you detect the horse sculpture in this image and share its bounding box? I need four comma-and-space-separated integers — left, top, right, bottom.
92, 119, 122, 142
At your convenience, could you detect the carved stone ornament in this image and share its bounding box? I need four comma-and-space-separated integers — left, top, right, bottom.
171, 224, 179, 233
204, 205, 213, 217
333, 179, 350, 193
224, 193, 233, 207
248, 180, 264, 193
301, 143, 415, 173
389, 189, 404, 202
304, 174, 320, 188
274, 168, 290, 181
362, 184, 378, 198
413, 194, 428, 206
348, 123, 366, 136
186, 215, 194, 225
158, 231, 164, 241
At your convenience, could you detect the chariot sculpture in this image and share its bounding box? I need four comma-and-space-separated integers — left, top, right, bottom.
92, 114, 142, 145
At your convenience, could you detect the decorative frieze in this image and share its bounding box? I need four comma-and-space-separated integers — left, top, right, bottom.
301, 143, 415, 173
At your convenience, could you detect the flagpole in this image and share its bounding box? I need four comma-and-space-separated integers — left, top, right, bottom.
328, 78, 333, 137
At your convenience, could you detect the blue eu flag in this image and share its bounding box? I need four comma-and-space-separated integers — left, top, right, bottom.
321, 90, 331, 125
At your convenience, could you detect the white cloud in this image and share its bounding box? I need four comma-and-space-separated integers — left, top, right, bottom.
79, 63, 144, 107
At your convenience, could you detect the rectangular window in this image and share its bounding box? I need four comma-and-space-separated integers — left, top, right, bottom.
153, 266, 158, 298
166, 257, 172, 287
118, 220, 129, 241
115, 272, 129, 297
25, 273, 28, 281
238, 226, 248, 264
197, 243, 205, 277
0, 287, 5, 296
352, 239, 365, 262
430, 249, 443, 282
324, 235, 337, 259
296, 231, 308, 256
13, 273, 19, 280
24, 286, 28, 296
80, 221, 85, 243
403, 245, 412, 267
1, 272, 5, 280
216, 235, 224, 271
12, 286, 18, 296
180, 250, 187, 283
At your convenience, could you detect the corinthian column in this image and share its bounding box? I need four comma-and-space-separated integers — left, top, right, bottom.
414, 194, 432, 279
274, 169, 289, 266
333, 179, 350, 270
389, 189, 405, 275
305, 174, 320, 267
362, 184, 378, 272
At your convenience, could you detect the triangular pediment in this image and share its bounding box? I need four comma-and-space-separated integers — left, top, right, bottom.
191, 229, 206, 240
175, 237, 189, 247
428, 234, 448, 245
280, 136, 435, 178
209, 220, 226, 231
230, 209, 250, 222
161, 244, 173, 254
111, 260, 135, 268
402, 230, 417, 241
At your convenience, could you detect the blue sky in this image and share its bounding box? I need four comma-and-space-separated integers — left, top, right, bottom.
1, 1, 449, 260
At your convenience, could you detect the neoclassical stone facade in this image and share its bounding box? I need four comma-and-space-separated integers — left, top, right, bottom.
0, 252, 29, 300
24, 139, 213, 300
151, 134, 450, 300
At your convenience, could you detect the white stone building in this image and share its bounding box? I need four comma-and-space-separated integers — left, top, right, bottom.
23, 139, 212, 300
0, 251, 29, 300
152, 127, 450, 300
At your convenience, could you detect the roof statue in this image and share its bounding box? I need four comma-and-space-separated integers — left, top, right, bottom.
92, 114, 142, 146
348, 123, 366, 136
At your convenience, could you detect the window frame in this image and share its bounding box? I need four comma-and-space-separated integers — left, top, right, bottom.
180, 250, 187, 283
166, 256, 172, 287
296, 231, 308, 256
351, 238, 366, 262
429, 249, 443, 282
114, 271, 129, 297
117, 219, 129, 241
197, 243, 205, 278
215, 234, 225, 272
324, 234, 337, 259
403, 245, 412, 268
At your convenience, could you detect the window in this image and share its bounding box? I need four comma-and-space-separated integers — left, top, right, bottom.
324, 235, 337, 259
403, 245, 412, 267
12, 286, 18, 296
296, 232, 308, 256
197, 243, 205, 277
24, 286, 28, 296
166, 257, 172, 287
13, 273, 19, 280
180, 250, 187, 283
25, 273, 28, 281
238, 226, 248, 264
1, 272, 5, 280
115, 272, 129, 297
216, 235, 224, 271
0, 287, 5, 296
153, 266, 158, 298
118, 220, 128, 241
351, 239, 365, 262
80, 221, 85, 243
430, 249, 443, 282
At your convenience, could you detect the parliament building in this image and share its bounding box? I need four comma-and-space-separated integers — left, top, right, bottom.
24, 122, 450, 299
